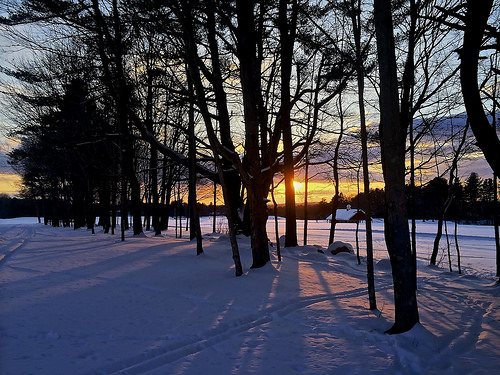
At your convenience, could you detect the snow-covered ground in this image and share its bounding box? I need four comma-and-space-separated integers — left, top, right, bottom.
0, 217, 499, 374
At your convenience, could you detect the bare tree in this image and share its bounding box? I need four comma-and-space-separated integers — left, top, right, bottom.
187, 72, 203, 255
328, 94, 345, 245
175, 0, 243, 274
430, 119, 470, 266
279, 0, 299, 248
374, 0, 419, 334
347, 0, 377, 311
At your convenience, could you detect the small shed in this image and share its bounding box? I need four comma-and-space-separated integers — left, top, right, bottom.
326, 205, 366, 223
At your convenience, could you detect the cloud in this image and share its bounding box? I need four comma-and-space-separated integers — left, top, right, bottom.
0, 172, 21, 196
0, 138, 21, 195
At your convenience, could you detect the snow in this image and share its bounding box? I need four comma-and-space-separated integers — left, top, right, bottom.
1, 217, 499, 375
327, 241, 354, 254
325, 208, 364, 222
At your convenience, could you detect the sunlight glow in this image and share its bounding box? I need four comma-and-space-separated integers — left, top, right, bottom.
293, 181, 303, 191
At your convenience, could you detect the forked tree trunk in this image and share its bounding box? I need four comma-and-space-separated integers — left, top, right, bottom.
235, 0, 271, 267
374, 0, 419, 334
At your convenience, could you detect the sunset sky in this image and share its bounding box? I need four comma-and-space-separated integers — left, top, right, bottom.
0, 137, 21, 196
0, 139, 492, 205
0, 130, 492, 205
0, 172, 21, 196
0, 33, 494, 207
0, 143, 368, 203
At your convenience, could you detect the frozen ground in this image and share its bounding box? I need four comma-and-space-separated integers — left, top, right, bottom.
0, 216, 499, 374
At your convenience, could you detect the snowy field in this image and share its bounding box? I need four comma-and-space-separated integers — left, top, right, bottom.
0, 216, 499, 374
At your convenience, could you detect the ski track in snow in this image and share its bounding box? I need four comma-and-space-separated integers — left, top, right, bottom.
0, 225, 35, 266
90, 288, 373, 375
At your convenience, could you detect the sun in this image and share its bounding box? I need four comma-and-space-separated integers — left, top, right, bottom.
293, 180, 303, 191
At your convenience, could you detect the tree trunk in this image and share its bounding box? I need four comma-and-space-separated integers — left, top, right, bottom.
454, 219, 462, 275
144, 182, 151, 232
205, 0, 246, 234
356, 167, 361, 265
409, 120, 417, 279
374, 0, 419, 334
328, 193, 339, 245
235, 0, 270, 267
431, 218, 444, 266
178, 0, 243, 275
351, 0, 376, 309
444, 220, 452, 272
99, 180, 111, 234
494, 174, 499, 277
271, 182, 281, 262
460, 0, 500, 177
247, 184, 271, 268
303, 152, 309, 246
145, 70, 161, 236
111, 176, 117, 235
85, 187, 95, 234
177, 180, 182, 239
91, 0, 142, 237
72, 189, 85, 230
279, 0, 298, 248
159, 160, 174, 231
125, 138, 143, 236
120, 176, 128, 241
329, 95, 344, 245
401, 0, 417, 287
431, 120, 469, 265
187, 72, 203, 255
213, 181, 217, 233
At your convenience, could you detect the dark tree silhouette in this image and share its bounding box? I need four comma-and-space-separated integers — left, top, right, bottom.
374, 0, 419, 334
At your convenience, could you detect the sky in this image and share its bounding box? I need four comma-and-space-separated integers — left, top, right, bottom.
0, 29, 23, 196
0, 26, 494, 203
0, 137, 20, 196
0, 133, 493, 203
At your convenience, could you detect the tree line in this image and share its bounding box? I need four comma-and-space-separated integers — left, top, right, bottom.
2, 170, 497, 222
0, 0, 499, 334
274, 171, 498, 222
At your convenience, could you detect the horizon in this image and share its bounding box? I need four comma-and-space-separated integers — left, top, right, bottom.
0, 159, 493, 204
